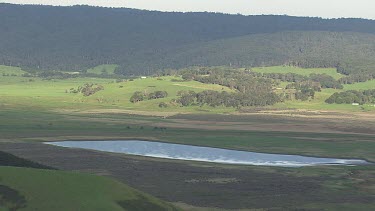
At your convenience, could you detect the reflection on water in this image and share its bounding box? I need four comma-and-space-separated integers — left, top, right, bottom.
46, 140, 370, 167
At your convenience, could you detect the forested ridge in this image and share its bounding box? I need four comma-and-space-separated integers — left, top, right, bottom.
1, 3, 375, 76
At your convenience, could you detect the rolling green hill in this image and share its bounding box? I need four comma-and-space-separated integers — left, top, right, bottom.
0, 65, 233, 112
1, 64, 375, 112
0, 151, 51, 169
0, 150, 179, 211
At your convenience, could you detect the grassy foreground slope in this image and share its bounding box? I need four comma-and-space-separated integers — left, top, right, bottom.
0, 167, 179, 211
0, 151, 51, 169
0, 146, 178, 211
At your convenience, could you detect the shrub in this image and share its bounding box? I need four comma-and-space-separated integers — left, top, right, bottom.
159, 102, 168, 108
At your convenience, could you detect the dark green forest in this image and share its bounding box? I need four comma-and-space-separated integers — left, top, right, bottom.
1, 3, 375, 76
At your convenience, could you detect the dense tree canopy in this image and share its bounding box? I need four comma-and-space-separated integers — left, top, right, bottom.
174, 68, 281, 107
130, 91, 168, 103
326, 90, 375, 105
1, 4, 375, 76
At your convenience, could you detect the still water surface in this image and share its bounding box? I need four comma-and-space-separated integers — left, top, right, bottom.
46, 140, 370, 167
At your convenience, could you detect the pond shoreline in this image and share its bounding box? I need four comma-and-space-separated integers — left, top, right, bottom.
46, 140, 372, 168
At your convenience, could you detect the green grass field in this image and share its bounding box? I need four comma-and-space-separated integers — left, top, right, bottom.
272, 88, 375, 111
0, 65, 26, 76
252, 66, 345, 80
343, 79, 375, 90
86, 64, 119, 75
0, 167, 179, 211
0, 68, 234, 113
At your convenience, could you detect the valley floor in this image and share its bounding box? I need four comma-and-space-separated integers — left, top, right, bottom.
1, 65, 375, 210
1, 108, 375, 210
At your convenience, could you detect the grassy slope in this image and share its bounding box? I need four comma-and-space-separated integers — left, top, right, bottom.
0, 138, 177, 211
344, 80, 375, 91
274, 90, 375, 111
0, 65, 26, 76
86, 64, 119, 75
0, 167, 178, 211
0, 65, 233, 112
0, 151, 51, 169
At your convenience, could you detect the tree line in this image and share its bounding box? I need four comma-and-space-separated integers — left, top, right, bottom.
177, 66, 345, 104
69, 83, 104, 97
174, 90, 279, 108
325, 90, 375, 105
177, 68, 281, 107
260, 72, 343, 89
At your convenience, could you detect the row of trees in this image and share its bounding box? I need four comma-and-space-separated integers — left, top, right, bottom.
1, 73, 18, 77
130, 91, 168, 103
176, 90, 280, 108
262, 72, 307, 83
335, 63, 375, 84
176, 68, 281, 107
179, 66, 347, 103
69, 83, 104, 96
181, 66, 344, 90
182, 68, 274, 93
309, 74, 343, 89
325, 90, 375, 105
261, 72, 343, 89
339, 73, 375, 84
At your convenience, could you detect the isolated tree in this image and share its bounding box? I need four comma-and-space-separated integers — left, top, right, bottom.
130, 91, 145, 103
148, 91, 168, 100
